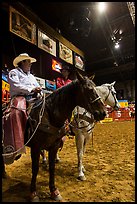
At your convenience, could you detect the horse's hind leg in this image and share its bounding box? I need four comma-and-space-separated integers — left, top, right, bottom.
30, 146, 41, 202
55, 152, 61, 163
75, 133, 86, 181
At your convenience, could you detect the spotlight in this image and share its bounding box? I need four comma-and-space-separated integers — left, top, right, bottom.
114, 42, 120, 49
97, 2, 107, 13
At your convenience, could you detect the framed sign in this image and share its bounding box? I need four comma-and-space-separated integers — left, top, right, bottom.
9, 6, 36, 44
38, 29, 56, 57
46, 80, 56, 91
74, 53, 85, 71
59, 42, 73, 64
35, 76, 46, 88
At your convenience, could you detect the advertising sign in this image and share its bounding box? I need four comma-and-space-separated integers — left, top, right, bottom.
52, 59, 62, 73
46, 80, 56, 91
2, 80, 10, 91
118, 100, 128, 108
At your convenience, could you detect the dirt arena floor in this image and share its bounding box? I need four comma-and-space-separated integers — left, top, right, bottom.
2, 121, 135, 202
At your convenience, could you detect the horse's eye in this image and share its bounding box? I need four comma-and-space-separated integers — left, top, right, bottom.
87, 82, 93, 89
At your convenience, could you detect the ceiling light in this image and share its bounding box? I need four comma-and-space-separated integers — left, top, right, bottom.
114, 62, 118, 66
119, 29, 123, 34
97, 2, 107, 13
114, 42, 120, 49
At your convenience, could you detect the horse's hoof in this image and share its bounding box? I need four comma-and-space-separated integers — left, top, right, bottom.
55, 158, 61, 163
77, 175, 86, 181
2, 171, 7, 179
30, 191, 40, 202
82, 168, 86, 172
51, 189, 63, 201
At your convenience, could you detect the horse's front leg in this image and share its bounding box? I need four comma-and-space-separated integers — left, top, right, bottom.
75, 132, 86, 181
30, 145, 41, 202
48, 146, 63, 201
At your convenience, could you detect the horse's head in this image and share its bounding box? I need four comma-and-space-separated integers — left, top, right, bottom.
75, 71, 107, 121
97, 81, 120, 111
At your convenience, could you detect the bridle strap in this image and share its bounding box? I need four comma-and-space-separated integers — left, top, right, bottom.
104, 86, 118, 112
91, 96, 101, 104
104, 87, 111, 102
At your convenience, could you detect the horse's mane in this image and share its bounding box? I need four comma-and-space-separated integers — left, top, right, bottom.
102, 83, 111, 86
46, 79, 78, 103
44, 79, 78, 126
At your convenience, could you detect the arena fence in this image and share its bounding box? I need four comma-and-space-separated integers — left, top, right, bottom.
101, 107, 135, 122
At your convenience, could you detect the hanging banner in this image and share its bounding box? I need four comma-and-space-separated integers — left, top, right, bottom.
59, 42, 73, 64
74, 53, 85, 71
38, 30, 56, 57
118, 100, 128, 108
9, 6, 36, 45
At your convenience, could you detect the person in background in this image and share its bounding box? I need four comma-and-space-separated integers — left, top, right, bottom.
3, 53, 42, 164
56, 65, 72, 88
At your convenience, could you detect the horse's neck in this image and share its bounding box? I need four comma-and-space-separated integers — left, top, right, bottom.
47, 83, 77, 127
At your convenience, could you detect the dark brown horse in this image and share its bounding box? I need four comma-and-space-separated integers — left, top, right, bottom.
4, 71, 107, 201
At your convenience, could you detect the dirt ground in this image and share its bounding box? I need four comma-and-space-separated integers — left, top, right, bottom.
2, 121, 135, 202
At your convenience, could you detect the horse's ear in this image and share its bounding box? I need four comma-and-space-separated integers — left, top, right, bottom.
89, 74, 95, 80
111, 81, 116, 86
75, 70, 84, 82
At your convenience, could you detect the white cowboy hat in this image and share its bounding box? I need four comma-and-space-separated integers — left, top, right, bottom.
13, 53, 36, 67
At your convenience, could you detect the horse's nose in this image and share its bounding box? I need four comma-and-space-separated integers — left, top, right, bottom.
101, 111, 107, 119
115, 106, 119, 111
114, 104, 120, 111
94, 110, 106, 121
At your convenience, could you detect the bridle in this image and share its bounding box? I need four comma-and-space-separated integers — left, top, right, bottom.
104, 85, 118, 112
90, 96, 101, 104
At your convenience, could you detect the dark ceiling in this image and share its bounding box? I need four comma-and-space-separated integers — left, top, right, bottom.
16, 1, 135, 83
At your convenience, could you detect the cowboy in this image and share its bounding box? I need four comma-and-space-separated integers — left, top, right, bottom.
9, 53, 42, 99
3, 53, 42, 164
